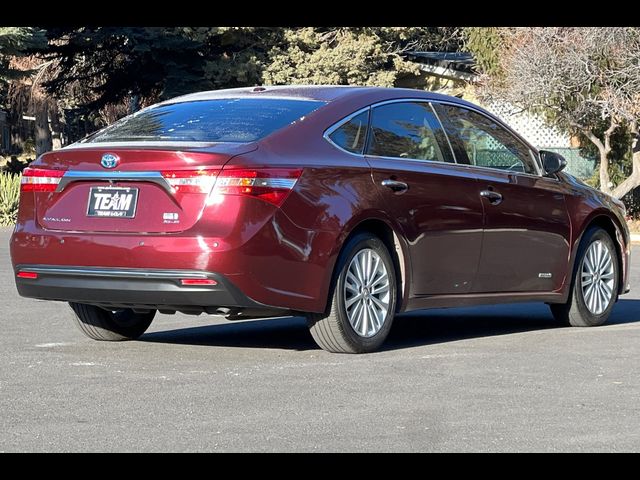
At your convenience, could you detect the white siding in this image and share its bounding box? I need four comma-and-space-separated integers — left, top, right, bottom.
482, 102, 571, 148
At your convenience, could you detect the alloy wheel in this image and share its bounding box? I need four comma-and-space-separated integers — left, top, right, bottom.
343, 248, 390, 337
581, 240, 615, 315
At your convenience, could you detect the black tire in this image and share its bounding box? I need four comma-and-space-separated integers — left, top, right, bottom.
69, 302, 156, 341
307, 232, 397, 353
550, 227, 619, 327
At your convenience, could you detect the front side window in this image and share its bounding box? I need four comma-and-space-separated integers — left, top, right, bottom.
328, 110, 369, 154
435, 104, 537, 174
84, 98, 326, 144
366, 102, 454, 163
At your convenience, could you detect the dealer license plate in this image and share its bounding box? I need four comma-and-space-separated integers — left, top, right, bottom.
87, 187, 138, 218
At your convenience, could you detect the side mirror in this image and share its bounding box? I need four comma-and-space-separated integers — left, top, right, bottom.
540, 150, 567, 176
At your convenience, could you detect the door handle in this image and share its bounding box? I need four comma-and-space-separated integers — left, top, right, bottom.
480, 189, 503, 205
381, 179, 409, 194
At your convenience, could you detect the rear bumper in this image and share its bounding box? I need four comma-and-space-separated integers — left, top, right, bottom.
13, 265, 288, 315
10, 207, 337, 313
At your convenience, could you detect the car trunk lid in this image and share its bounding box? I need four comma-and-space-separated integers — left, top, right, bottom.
32, 144, 256, 233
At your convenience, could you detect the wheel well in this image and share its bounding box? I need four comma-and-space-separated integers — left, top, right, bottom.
347, 219, 406, 312
582, 215, 625, 295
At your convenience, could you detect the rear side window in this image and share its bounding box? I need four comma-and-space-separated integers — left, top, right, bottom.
366, 102, 454, 162
84, 98, 326, 144
328, 110, 370, 154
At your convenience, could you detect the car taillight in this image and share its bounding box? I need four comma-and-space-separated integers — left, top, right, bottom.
212, 168, 302, 206
161, 170, 218, 194
20, 167, 65, 192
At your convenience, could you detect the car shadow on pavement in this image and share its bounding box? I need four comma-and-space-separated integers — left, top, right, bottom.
139, 299, 640, 352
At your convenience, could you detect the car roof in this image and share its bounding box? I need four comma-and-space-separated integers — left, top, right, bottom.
163, 85, 473, 108
165, 85, 369, 103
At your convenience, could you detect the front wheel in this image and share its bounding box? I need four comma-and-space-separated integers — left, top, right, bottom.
69, 303, 156, 341
307, 233, 397, 353
550, 227, 619, 327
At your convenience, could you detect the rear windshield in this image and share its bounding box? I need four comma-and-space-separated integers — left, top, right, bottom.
84, 98, 326, 144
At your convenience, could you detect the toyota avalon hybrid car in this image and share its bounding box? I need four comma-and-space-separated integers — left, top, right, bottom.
10, 86, 630, 353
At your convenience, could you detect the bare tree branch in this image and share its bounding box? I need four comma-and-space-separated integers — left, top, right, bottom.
478, 27, 640, 198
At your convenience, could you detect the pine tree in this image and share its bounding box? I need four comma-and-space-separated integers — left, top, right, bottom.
0, 27, 47, 109
263, 27, 461, 87
40, 27, 274, 114
0, 27, 47, 81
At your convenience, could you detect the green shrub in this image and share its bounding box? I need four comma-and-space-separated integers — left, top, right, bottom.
0, 172, 21, 226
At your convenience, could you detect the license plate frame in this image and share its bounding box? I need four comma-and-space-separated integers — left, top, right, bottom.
86, 186, 139, 219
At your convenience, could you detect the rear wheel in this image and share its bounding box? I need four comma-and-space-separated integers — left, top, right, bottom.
307, 233, 397, 353
550, 227, 619, 327
69, 302, 156, 341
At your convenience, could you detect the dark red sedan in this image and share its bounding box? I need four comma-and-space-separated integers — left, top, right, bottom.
10, 86, 631, 353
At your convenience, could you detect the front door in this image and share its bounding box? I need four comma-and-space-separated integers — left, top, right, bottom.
434, 103, 571, 293
364, 101, 484, 295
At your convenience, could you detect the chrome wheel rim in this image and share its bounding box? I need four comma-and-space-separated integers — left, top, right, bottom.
343, 249, 390, 338
581, 240, 615, 315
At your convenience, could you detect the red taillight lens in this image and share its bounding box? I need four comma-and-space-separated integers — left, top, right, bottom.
180, 278, 218, 286
161, 169, 218, 194
212, 168, 302, 206
21, 167, 65, 192
17, 271, 38, 279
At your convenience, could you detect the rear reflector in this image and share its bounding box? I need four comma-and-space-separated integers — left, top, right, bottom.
180, 278, 218, 286
161, 169, 218, 194
21, 167, 65, 192
17, 271, 38, 279
212, 168, 302, 206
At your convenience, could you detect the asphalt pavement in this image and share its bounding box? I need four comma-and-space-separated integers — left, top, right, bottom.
2, 226, 640, 452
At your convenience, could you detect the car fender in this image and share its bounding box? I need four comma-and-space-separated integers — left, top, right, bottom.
320, 210, 413, 313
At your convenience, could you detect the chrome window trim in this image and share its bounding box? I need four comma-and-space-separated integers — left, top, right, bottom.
440, 160, 553, 181
323, 106, 372, 156
323, 96, 546, 178
363, 153, 465, 168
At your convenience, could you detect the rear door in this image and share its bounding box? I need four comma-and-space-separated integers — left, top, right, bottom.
363, 101, 484, 295
434, 103, 570, 293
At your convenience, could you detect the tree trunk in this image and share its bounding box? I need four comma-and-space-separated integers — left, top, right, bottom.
598, 147, 611, 195
10, 128, 22, 155
129, 95, 140, 114
49, 103, 63, 150
612, 120, 640, 199
583, 119, 617, 195
34, 99, 52, 156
